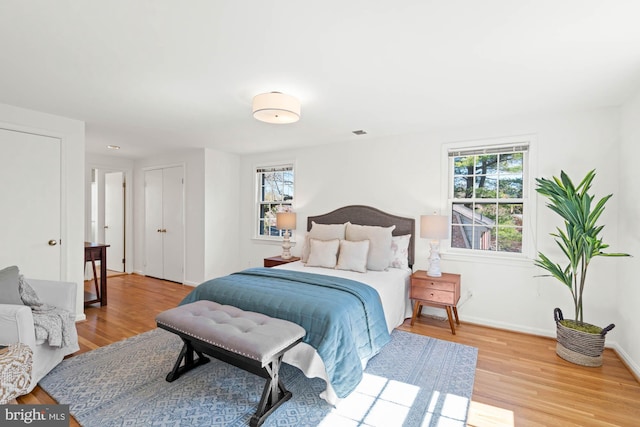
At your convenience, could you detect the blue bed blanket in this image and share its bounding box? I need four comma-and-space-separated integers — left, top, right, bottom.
180, 267, 391, 397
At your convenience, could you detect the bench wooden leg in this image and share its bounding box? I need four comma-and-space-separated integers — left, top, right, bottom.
166, 341, 210, 382
250, 354, 292, 427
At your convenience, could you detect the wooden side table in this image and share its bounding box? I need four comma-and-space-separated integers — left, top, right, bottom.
264, 256, 301, 268
84, 242, 110, 307
410, 270, 461, 334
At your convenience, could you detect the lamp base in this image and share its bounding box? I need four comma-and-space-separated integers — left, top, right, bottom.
426, 240, 442, 277
281, 230, 292, 260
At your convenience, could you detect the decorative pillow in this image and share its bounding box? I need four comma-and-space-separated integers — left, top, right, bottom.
345, 223, 396, 271
0, 265, 23, 305
301, 222, 349, 263
336, 240, 370, 273
306, 238, 340, 269
389, 234, 411, 269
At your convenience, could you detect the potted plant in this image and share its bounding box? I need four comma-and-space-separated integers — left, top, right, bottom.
535, 169, 630, 367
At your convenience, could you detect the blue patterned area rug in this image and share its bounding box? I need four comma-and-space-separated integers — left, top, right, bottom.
40, 328, 478, 427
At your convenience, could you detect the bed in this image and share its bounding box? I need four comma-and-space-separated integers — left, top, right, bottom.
180, 205, 415, 404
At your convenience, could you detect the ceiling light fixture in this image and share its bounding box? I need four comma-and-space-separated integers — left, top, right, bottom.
352, 130, 367, 135
252, 92, 300, 124
106, 145, 120, 150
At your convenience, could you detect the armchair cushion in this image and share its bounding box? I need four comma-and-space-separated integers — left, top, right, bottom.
0, 266, 22, 305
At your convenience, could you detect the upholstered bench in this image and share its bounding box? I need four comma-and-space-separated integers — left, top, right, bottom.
156, 300, 306, 427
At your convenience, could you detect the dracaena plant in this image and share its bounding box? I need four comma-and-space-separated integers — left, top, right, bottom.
535, 170, 630, 324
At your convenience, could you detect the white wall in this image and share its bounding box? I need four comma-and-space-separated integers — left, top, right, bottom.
0, 103, 86, 318
240, 107, 630, 348
133, 148, 241, 286
618, 87, 640, 375
204, 149, 241, 280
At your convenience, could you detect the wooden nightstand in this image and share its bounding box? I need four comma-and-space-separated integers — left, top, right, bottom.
263, 256, 301, 268
410, 270, 461, 334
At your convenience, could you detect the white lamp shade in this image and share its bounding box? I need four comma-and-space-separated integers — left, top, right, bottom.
420, 215, 449, 240
252, 92, 300, 124
276, 212, 297, 230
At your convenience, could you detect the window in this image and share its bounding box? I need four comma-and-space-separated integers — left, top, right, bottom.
447, 142, 529, 255
256, 164, 294, 238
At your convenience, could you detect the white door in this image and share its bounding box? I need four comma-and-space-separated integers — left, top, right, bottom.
144, 166, 183, 282
105, 171, 125, 272
0, 128, 61, 279
161, 166, 184, 283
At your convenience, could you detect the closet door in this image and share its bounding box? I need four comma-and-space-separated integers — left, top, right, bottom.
144, 166, 183, 282
160, 166, 184, 283
0, 128, 61, 279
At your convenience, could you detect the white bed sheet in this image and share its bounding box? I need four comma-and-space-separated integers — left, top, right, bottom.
273, 261, 412, 404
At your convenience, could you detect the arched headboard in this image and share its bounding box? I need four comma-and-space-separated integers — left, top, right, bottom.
306, 205, 415, 267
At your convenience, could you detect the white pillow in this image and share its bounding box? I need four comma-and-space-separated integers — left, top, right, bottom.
345, 223, 395, 271
301, 222, 349, 263
389, 234, 411, 269
306, 238, 340, 268
336, 240, 370, 273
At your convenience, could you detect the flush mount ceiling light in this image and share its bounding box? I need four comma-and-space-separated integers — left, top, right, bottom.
106, 145, 120, 150
252, 92, 300, 124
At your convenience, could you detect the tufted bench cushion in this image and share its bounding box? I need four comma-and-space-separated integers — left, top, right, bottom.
156, 300, 305, 367
156, 300, 306, 427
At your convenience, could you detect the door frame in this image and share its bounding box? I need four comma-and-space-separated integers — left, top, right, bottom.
86, 164, 134, 274
142, 163, 186, 283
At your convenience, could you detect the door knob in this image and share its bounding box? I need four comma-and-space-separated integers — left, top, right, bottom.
48, 239, 58, 246
104, 225, 109, 229
157, 229, 162, 232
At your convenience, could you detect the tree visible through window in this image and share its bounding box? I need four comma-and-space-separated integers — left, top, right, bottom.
256, 165, 294, 237
449, 144, 528, 253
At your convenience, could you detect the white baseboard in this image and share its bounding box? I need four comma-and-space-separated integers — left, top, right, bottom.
461, 314, 556, 339
610, 342, 640, 381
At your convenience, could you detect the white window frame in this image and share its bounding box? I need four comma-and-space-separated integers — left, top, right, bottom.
440, 135, 537, 264
254, 162, 295, 241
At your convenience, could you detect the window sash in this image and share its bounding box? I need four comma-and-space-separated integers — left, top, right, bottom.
256, 164, 294, 238
448, 144, 527, 255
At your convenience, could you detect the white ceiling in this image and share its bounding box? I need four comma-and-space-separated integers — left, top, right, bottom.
1, 1, 639, 159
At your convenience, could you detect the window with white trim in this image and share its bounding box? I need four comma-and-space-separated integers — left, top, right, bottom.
255, 164, 294, 238
448, 142, 529, 254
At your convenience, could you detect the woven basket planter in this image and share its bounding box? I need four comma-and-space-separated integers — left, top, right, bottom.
554, 308, 614, 367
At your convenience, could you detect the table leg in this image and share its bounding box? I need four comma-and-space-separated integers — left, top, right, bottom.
445, 306, 456, 335
100, 247, 107, 306
452, 306, 460, 325
410, 301, 422, 326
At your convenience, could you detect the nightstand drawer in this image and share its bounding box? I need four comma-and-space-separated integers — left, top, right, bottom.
412, 278, 455, 292
411, 286, 455, 305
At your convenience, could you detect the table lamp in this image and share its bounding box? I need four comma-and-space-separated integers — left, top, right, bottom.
420, 214, 450, 277
276, 212, 296, 259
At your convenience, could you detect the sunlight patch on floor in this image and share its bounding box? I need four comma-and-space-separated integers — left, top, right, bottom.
466, 401, 515, 427
318, 373, 418, 426
317, 373, 475, 426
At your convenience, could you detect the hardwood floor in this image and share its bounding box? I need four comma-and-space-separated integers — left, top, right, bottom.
18, 274, 640, 426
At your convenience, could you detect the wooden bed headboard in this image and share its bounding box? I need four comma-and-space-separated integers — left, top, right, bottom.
306, 205, 416, 267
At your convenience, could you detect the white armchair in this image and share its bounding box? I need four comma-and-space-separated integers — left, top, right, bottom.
0, 278, 78, 393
